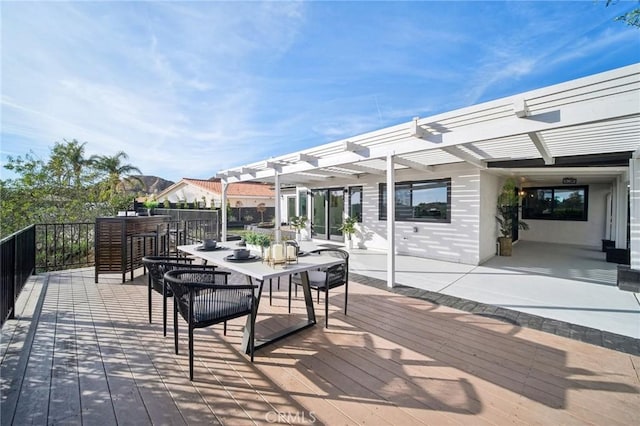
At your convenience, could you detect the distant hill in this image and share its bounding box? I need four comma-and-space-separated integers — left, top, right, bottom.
121, 175, 174, 195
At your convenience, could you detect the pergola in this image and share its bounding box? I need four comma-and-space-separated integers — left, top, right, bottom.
215, 63, 640, 286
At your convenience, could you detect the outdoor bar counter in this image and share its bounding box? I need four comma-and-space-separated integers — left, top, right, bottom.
94, 215, 171, 283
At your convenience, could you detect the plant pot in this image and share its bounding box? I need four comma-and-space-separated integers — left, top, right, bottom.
601, 239, 615, 252
617, 265, 640, 292
498, 237, 512, 256
606, 248, 630, 264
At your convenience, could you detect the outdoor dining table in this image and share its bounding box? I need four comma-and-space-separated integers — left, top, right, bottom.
177, 243, 344, 354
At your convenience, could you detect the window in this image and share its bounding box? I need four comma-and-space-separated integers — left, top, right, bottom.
348, 186, 363, 222
298, 190, 307, 216
522, 186, 588, 221
379, 178, 451, 222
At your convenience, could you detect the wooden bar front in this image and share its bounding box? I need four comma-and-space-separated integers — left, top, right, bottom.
94, 215, 170, 283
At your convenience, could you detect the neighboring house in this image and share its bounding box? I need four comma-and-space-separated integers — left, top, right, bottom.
155, 178, 275, 219
215, 64, 640, 279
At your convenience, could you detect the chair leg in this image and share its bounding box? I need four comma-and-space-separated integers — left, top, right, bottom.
250, 311, 255, 363
344, 282, 348, 316
269, 279, 272, 306
174, 300, 179, 354
148, 275, 153, 324
223, 321, 227, 336
162, 285, 168, 337
189, 326, 194, 380
325, 287, 329, 328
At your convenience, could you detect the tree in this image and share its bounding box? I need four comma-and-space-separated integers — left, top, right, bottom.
48, 139, 94, 188
1, 141, 142, 237
90, 151, 143, 213
606, 1, 640, 28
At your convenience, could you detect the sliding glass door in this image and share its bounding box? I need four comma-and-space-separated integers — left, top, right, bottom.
311, 188, 344, 241
311, 190, 327, 238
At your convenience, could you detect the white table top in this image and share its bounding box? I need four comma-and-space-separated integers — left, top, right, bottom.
177, 243, 343, 282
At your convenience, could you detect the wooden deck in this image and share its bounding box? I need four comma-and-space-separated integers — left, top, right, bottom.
2, 267, 639, 425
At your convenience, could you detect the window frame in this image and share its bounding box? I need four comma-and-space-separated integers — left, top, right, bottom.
378, 178, 451, 223
522, 185, 589, 221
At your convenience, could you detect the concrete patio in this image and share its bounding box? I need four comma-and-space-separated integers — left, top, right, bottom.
344, 240, 640, 341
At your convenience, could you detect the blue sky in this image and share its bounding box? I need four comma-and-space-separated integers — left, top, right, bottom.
2, 1, 639, 183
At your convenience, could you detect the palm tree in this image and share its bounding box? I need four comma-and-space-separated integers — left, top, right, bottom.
48, 139, 92, 188
90, 151, 144, 196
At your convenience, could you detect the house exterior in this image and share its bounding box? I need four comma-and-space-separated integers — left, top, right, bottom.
214, 64, 640, 286
155, 178, 275, 217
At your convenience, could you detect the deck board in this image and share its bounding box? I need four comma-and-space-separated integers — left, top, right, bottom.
1, 267, 639, 425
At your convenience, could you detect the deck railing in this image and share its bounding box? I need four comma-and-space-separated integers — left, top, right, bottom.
1, 225, 36, 327
1, 212, 233, 327
36, 222, 95, 273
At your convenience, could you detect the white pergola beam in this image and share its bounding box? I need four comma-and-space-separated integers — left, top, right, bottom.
393, 157, 434, 172
343, 141, 362, 152
513, 98, 530, 118
219, 84, 639, 183
337, 163, 386, 175
263, 161, 282, 172
297, 153, 317, 164
527, 132, 555, 165
411, 116, 430, 139
441, 146, 486, 168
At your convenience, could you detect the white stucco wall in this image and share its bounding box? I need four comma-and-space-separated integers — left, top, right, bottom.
518, 183, 610, 247
353, 163, 482, 265
479, 172, 500, 263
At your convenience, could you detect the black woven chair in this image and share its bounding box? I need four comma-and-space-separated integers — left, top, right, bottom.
288, 248, 349, 328
164, 269, 258, 380
142, 256, 216, 336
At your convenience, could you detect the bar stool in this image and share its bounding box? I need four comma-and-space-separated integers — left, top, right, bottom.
129, 231, 159, 280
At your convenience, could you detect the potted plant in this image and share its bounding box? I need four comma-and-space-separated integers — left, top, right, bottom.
143, 198, 159, 216
495, 178, 529, 256
338, 216, 358, 249
290, 216, 308, 241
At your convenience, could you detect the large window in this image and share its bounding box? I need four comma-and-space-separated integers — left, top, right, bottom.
522, 186, 588, 221
348, 186, 362, 222
379, 178, 451, 222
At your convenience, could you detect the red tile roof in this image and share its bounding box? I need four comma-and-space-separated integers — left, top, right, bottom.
182, 178, 274, 197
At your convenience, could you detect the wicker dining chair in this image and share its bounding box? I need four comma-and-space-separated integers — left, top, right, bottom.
142, 256, 216, 336
164, 269, 258, 380
288, 248, 349, 328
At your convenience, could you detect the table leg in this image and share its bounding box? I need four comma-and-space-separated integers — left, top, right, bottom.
241, 271, 316, 354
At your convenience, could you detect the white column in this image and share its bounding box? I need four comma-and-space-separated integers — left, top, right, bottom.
274, 173, 281, 242
615, 174, 628, 249
630, 153, 640, 270
221, 180, 228, 242
386, 153, 396, 288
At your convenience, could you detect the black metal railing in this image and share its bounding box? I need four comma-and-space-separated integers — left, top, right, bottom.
36, 222, 94, 273
1, 225, 36, 327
